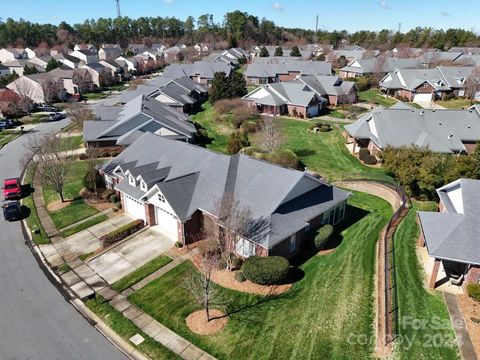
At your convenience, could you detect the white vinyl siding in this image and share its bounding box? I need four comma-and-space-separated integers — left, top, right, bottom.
123, 195, 146, 222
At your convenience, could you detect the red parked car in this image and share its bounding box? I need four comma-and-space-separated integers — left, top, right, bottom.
2, 178, 22, 200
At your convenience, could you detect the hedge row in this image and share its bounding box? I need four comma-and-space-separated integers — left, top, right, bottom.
241, 256, 290, 285
100, 219, 145, 247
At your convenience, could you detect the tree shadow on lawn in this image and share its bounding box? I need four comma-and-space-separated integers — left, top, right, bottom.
194, 123, 214, 148
290, 204, 370, 267
294, 148, 316, 158
20, 183, 34, 198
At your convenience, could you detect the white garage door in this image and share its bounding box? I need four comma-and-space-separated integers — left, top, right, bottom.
155, 207, 178, 239
413, 93, 432, 103
124, 195, 146, 222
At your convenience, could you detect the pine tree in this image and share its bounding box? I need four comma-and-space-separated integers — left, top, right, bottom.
46, 58, 62, 72
274, 46, 283, 56
290, 46, 301, 57
23, 64, 38, 75
259, 46, 269, 57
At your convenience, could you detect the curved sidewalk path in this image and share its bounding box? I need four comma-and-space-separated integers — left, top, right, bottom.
32, 168, 216, 360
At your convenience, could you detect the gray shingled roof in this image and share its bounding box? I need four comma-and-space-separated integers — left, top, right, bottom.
296, 75, 356, 97
84, 95, 197, 143
162, 61, 233, 80
245, 61, 332, 78
345, 106, 480, 153
340, 57, 423, 75
418, 179, 480, 265
100, 133, 349, 248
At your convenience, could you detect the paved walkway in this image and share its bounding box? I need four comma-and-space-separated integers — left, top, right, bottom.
334, 181, 402, 210
32, 169, 215, 360
443, 293, 478, 360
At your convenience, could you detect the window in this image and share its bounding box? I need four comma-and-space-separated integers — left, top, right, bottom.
140, 180, 147, 191
158, 193, 166, 203
423, 83, 428, 88
290, 235, 296, 254
129, 175, 135, 186
235, 238, 255, 258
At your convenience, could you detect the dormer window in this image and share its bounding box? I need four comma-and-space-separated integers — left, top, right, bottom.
129, 175, 136, 186
140, 180, 147, 191
456, 77, 466, 85
158, 194, 166, 203
423, 83, 428, 88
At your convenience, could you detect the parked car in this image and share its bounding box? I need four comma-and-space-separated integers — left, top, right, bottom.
2, 178, 22, 200
2, 201, 22, 221
47, 112, 66, 121
35, 104, 58, 112
0, 120, 13, 129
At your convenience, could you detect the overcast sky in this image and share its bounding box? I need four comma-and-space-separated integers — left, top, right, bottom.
2, 0, 477, 33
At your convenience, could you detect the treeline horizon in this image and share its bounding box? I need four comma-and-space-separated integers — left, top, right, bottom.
1, 10, 479, 51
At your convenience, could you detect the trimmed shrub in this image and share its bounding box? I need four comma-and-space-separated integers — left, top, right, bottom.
114, 201, 121, 209
78, 153, 88, 160
265, 149, 299, 169
241, 256, 290, 285
358, 148, 370, 161
318, 126, 330, 132
467, 283, 480, 302
175, 241, 184, 248
314, 224, 334, 249
363, 154, 377, 165
234, 271, 246, 282
232, 256, 243, 270
101, 189, 116, 201
100, 219, 145, 247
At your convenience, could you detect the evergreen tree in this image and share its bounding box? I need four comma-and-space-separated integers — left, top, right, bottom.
274, 46, 283, 56
259, 46, 269, 57
209, 72, 230, 103
228, 71, 247, 98
23, 64, 38, 75
290, 46, 301, 57
46, 58, 62, 72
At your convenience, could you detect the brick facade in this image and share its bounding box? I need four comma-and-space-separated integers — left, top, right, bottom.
465, 265, 480, 285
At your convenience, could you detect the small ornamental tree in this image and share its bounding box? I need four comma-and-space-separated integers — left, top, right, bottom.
259, 46, 269, 57
314, 224, 334, 249
290, 46, 301, 57
274, 46, 283, 56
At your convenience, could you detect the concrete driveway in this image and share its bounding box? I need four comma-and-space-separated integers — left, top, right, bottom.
87, 228, 175, 284
65, 214, 134, 255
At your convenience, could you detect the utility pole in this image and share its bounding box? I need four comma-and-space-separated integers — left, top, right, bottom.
115, 0, 121, 18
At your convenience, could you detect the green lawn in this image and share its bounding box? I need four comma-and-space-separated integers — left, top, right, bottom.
192, 103, 391, 183
22, 166, 50, 245
279, 118, 391, 182
86, 295, 180, 360
59, 135, 84, 150
358, 89, 397, 108
112, 255, 173, 292
129, 192, 392, 360
43, 160, 100, 229
435, 98, 478, 109
60, 214, 109, 238
0, 131, 21, 148
394, 202, 459, 359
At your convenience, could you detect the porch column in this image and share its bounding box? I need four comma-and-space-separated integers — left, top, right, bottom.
429, 258, 441, 289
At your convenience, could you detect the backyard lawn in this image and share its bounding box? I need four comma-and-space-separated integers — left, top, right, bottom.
358, 89, 398, 108
192, 102, 391, 183
129, 192, 392, 360
394, 202, 459, 360
59, 135, 84, 150
435, 98, 478, 109
43, 160, 101, 229
0, 131, 21, 148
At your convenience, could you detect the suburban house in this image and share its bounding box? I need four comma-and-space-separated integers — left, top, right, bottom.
128, 44, 148, 55
7, 73, 66, 103
244, 61, 332, 85
99, 45, 123, 60
81, 63, 112, 87
417, 178, 480, 290
28, 56, 54, 70
296, 75, 357, 105
0, 48, 27, 63
252, 56, 303, 64
327, 49, 376, 64
194, 43, 211, 56
339, 57, 423, 78
98, 132, 350, 257
115, 56, 139, 72
83, 95, 197, 150
120, 76, 207, 113
69, 49, 99, 64
53, 53, 82, 69
0, 59, 45, 76
209, 48, 250, 65
0, 63, 9, 77
344, 104, 480, 154
99, 59, 128, 81
0, 87, 21, 116
48, 68, 79, 96
249, 45, 312, 59
162, 61, 233, 86
243, 81, 326, 118
379, 66, 474, 103
74, 44, 97, 52
417, 51, 464, 67
301, 44, 333, 57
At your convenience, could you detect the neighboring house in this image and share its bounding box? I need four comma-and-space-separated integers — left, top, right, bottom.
28, 56, 54, 70
244, 61, 332, 85
151, 43, 166, 52
120, 76, 207, 113
339, 57, 423, 78
209, 48, 250, 65
98, 132, 350, 257
1, 59, 45, 76
81, 63, 112, 87
417, 178, 480, 290
69, 49, 99, 64
379, 66, 474, 103
163, 46, 183, 62
116, 56, 139, 72
194, 43, 211, 56
0, 48, 27, 63
243, 81, 326, 118
74, 44, 97, 52
328, 49, 374, 64
301, 44, 333, 57
296, 75, 357, 106
252, 56, 303, 64
99, 45, 123, 60
128, 44, 148, 55
162, 61, 234, 86
417, 51, 464, 67
449, 47, 480, 55
83, 95, 197, 149
0, 63, 9, 77
54, 53, 82, 69
99, 59, 128, 80
250, 45, 312, 59
7, 73, 66, 103
0, 88, 21, 116
344, 104, 480, 154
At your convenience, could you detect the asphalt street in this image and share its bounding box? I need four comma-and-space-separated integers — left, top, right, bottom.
0, 119, 127, 359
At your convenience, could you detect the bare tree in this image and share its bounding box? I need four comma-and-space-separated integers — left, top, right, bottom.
84, 147, 104, 195
42, 79, 63, 103
257, 117, 284, 153
465, 66, 480, 104
10, 77, 36, 112
26, 133, 75, 203
72, 69, 94, 94
65, 103, 94, 130
183, 239, 223, 322
371, 54, 388, 84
